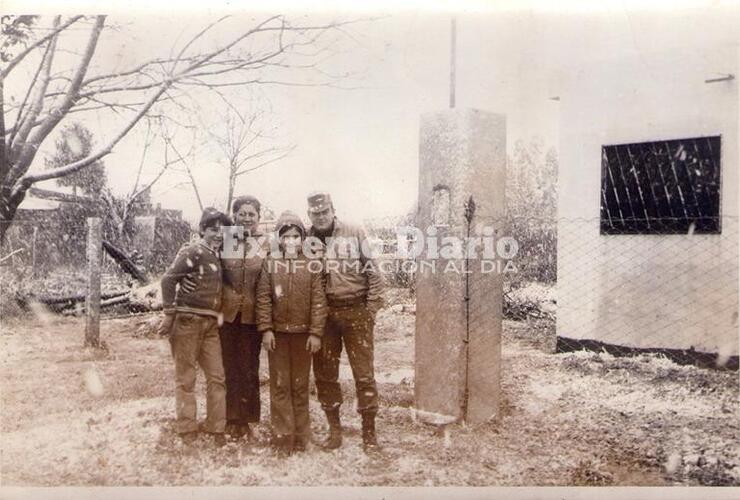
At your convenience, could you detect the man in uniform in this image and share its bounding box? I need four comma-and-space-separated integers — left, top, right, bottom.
306, 192, 384, 452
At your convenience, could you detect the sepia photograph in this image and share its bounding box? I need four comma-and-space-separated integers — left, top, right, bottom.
0, 0, 738, 496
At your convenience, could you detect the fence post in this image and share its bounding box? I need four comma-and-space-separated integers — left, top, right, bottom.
85, 217, 102, 348
31, 226, 38, 278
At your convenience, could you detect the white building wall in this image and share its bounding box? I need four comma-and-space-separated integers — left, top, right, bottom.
557, 44, 739, 356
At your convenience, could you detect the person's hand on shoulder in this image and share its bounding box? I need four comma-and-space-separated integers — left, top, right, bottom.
180, 274, 197, 294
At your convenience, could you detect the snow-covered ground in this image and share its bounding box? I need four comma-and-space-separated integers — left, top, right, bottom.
1, 298, 737, 486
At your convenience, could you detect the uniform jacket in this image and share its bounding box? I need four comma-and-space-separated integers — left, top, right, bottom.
256, 213, 328, 336
161, 241, 222, 318
308, 218, 384, 308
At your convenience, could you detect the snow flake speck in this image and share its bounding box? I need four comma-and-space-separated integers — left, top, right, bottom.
83, 368, 104, 397
27, 300, 54, 327
665, 453, 682, 474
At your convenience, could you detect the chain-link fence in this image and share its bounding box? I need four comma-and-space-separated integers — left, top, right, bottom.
364, 213, 738, 371
0, 216, 191, 317
0, 219, 128, 316
3, 210, 737, 370
557, 214, 738, 370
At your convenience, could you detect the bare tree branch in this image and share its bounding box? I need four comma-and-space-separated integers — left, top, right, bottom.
14, 16, 106, 174
1, 13, 370, 241
210, 106, 294, 209
82, 56, 198, 87
161, 127, 203, 211
233, 145, 294, 177
8, 16, 61, 181
132, 126, 191, 204
0, 15, 84, 79
15, 80, 171, 191
6, 40, 54, 149
171, 16, 230, 72
184, 15, 282, 73
131, 120, 152, 195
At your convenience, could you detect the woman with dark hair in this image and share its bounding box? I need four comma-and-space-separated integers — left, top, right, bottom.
218, 195, 269, 440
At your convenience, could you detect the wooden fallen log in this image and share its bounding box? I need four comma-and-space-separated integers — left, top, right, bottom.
61, 293, 133, 316
15, 290, 130, 313
102, 240, 149, 285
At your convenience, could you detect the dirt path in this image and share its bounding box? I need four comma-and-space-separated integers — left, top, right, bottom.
1, 310, 737, 486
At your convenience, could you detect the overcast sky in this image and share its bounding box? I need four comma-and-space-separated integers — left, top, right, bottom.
7, 1, 739, 225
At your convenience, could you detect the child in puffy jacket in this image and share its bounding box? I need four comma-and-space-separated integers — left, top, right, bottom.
256, 210, 327, 456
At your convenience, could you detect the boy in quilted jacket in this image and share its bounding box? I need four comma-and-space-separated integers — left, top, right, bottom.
158, 207, 231, 447
256, 211, 327, 456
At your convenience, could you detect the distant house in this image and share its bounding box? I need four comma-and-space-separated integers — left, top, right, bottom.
5, 188, 189, 275
6, 188, 103, 271
556, 44, 739, 368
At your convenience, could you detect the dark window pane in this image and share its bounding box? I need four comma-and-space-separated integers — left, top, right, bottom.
600, 136, 721, 234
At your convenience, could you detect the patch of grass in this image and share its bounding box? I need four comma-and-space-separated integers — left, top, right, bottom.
1, 308, 737, 486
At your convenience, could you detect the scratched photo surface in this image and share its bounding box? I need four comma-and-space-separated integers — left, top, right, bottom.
1, 1, 739, 491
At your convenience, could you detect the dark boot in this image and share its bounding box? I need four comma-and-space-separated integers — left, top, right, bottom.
231, 423, 252, 441
321, 408, 342, 450
213, 433, 227, 448
272, 435, 293, 458
361, 411, 380, 452
293, 435, 308, 453
241, 423, 254, 441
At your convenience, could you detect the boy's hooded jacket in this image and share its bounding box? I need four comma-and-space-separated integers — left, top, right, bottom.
255, 211, 327, 336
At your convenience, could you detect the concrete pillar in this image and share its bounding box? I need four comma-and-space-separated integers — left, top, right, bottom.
415, 108, 506, 425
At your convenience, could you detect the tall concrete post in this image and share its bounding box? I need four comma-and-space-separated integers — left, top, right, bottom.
415, 108, 505, 425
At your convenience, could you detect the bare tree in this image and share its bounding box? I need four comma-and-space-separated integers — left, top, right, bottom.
100, 121, 180, 245
161, 126, 204, 213
212, 108, 294, 211
1, 14, 365, 241
505, 137, 559, 283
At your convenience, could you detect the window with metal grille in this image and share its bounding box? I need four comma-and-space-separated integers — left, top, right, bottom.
600, 136, 721, 234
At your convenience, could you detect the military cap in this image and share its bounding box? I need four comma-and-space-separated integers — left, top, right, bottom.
307, 191, 333, 214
